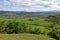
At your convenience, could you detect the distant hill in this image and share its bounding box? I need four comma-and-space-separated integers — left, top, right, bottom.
0, 11, 60, 18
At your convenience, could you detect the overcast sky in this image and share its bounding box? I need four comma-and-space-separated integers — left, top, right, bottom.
0, 0, 60, 11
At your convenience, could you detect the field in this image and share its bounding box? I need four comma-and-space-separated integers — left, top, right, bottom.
0, 34, 55, 40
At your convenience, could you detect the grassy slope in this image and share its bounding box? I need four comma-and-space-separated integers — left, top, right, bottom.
0, 34, 55, 40
0, 14, 60, 40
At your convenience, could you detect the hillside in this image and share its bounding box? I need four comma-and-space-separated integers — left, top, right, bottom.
0, 11, 60, 40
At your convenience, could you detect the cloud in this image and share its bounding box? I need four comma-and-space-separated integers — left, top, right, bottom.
0, 0, 60, 11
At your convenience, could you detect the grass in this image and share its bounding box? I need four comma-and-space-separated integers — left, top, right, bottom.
0, 33, 55, 40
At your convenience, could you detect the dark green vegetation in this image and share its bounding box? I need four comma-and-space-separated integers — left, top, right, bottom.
0, 11, 60, 40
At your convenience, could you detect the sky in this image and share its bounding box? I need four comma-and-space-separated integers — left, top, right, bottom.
0, 0, 60, 12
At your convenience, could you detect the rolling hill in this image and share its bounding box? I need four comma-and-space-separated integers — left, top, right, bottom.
0, 11, 60, 18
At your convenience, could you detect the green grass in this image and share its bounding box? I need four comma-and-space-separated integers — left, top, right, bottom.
0, 33, 55, 40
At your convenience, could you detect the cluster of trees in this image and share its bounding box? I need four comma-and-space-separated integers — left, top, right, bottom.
0, 15, 60, 40
0, 19, 49, 34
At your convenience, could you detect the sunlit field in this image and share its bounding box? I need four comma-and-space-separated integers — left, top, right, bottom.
0, 34, 55, 40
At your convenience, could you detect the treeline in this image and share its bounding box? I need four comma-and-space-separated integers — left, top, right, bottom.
0, 15, 60, 40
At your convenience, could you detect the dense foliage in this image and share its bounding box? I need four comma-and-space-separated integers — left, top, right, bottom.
0, 14, 60, 40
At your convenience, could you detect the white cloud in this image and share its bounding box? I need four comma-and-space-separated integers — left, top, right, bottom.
0, 0, 60, 11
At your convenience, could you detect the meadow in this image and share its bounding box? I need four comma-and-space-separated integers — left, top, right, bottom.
0, 14, 60, 40
0, 34, 55, 40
